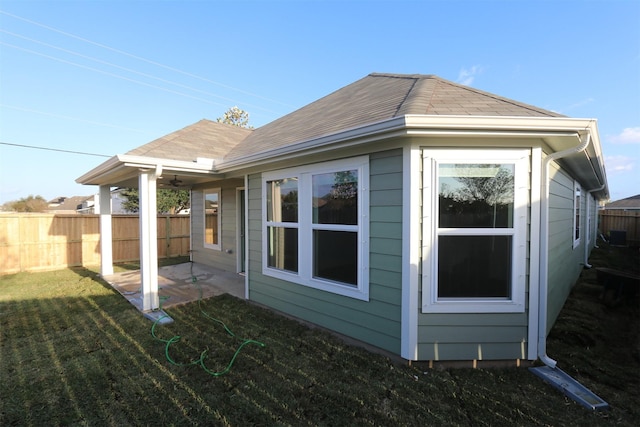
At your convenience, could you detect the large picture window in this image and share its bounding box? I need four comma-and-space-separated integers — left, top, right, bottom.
262, 157, 369, 300
422, 149, 529, 313
204, 189, 221, 250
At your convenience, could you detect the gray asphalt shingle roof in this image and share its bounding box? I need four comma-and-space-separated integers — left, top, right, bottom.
604, 194, 640, 209
126, 119, 252, 162
123, 73, 564, 164
225, 73, 564, 161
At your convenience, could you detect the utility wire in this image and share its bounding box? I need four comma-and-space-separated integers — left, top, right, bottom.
0, 41, 232, 108
0, 10, 294, 108
0, 141, 111, 158
0, 29, 282, 115
0, 104, 151, 133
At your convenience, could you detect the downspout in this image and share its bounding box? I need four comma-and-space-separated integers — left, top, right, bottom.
583, 183, 606, 268
538, 132, 591, 368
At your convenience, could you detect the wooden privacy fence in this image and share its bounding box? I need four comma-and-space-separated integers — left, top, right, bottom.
0, 214, 191, 275
598, 210, 640, 247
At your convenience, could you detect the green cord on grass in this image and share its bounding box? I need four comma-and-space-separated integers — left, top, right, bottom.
151, 268, 265, 376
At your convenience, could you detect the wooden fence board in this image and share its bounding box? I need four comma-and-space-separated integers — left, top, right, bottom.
598, 210, 640, 246
0, 214, 191, 274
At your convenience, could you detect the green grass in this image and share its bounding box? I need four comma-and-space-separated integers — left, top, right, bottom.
1, 245, 638, 426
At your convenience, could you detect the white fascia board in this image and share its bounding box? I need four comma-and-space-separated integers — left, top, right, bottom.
119, 154, 217, 173
403, 115, 596, 133
214, 113, 607, 197
76, 155, 125, 185
216, 116, 408, 172
77, 154, 219, 186
217, 115, 597, 172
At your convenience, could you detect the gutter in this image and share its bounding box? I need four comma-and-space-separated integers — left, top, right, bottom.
217, 115, 597, 174
538, 131, 591, 368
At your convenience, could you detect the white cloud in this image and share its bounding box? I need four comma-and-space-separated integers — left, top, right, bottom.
608, 127, 640, 144
457, 65, 484, 86
604, 155, 635, 175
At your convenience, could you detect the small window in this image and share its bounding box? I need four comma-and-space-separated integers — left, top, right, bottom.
573, 182, 581, 248
204, 189, 221, 250
586, 194, 592, 245
262, 157, 369, 300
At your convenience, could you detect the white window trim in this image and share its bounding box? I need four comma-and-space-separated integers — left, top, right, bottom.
573, 181, 581, 249
262, 156, 370, 301
421, 149, 529, 313
203, 188, 221, 250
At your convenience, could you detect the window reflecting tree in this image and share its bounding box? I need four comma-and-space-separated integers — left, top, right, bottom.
439, 164, 515, 228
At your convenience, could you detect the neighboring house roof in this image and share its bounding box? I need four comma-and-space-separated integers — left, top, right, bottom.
126, 119, 252, 162
225, 73, 563, 162
48, 196, 67, 206
604, 194, 640, 210
47, 196, 93, 213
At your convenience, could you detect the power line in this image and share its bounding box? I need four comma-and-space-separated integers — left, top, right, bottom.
0, 104, 151, 133
0, 41, 233, 108
0, 141, 111, 158
0, 10, 294, 108
0, 29, 283, 115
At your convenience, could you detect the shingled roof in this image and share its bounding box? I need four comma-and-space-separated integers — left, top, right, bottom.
126, 119, 252, 162
604, 194, 640, 210
225, 73, 564, 161
77, 72, 607, 198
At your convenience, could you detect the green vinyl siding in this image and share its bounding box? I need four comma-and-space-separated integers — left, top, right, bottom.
417, 342, 527, 361
417, 312, 529, 360
546, 163, 585, 332
247, 149, 404, 354
190, 178, 243, 272
417, 314, 528, 361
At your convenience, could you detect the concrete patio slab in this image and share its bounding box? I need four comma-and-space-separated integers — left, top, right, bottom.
103, 262, 246, 317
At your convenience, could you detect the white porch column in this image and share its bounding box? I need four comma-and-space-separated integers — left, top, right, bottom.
99, 185, 114, 276
139, 169, 159, 311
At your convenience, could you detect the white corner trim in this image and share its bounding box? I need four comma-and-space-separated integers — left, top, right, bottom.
401, 145, 420, 360
527, 147, 542, 360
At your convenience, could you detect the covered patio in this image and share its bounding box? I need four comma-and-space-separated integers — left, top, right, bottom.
76, 120, 252, 315
103, 262, 245, 322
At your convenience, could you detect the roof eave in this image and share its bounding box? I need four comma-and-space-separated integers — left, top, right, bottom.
76, 154, 221, 187
217, 116, 408, 172
217, 115, 608, 198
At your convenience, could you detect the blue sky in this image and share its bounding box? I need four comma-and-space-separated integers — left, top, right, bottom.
0, 0, 638, 204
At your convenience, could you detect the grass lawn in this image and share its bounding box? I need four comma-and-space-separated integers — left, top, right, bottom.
1, 245, 638, 426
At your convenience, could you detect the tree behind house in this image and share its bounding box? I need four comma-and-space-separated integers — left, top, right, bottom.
120, 188, 190, 214
217, 106, 253, 128
7, 195, 48, 212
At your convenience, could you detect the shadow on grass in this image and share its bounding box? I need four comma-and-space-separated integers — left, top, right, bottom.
1, 245, 638, 426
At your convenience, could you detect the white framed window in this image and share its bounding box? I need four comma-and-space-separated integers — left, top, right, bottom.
204, 188, 221, 250
422, 149, 529, 313
573, 181, 581, 248
586, 193, 592, 245
262, 156, 370, 300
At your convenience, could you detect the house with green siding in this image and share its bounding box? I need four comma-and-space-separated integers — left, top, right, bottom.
78, 73, 608, 365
